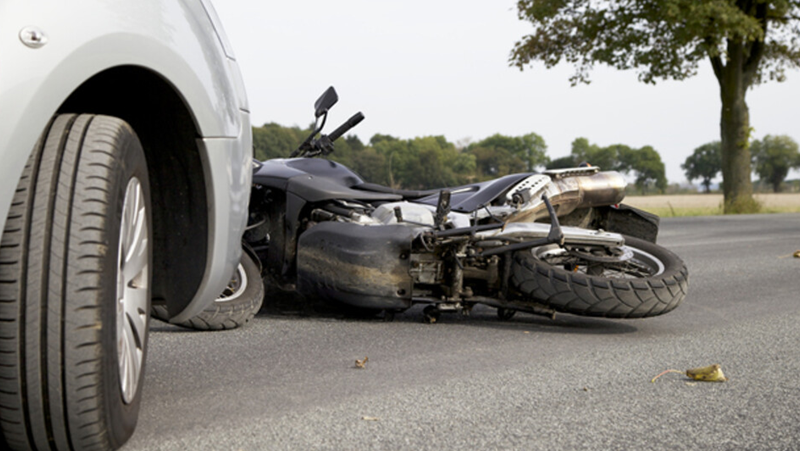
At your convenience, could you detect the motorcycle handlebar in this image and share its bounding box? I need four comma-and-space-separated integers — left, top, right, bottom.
327, 112, 364, 142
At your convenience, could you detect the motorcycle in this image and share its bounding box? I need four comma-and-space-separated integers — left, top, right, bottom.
242, 86, 688, 323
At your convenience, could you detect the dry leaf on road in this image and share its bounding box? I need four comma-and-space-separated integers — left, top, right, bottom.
651, 363, 728, 383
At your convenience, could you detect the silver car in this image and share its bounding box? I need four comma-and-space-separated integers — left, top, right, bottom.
0, 0, 253, 448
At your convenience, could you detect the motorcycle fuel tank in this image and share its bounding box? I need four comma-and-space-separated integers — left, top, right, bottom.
253, 158, 402, 202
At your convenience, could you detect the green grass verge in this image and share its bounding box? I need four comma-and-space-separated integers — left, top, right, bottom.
641, 205, 800, 217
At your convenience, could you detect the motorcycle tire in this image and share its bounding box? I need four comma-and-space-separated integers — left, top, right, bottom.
511, 235, 688, 318
150, 251, 264, 330
0, 115, 151, 450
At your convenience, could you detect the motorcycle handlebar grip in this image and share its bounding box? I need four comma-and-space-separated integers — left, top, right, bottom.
327, 112, 365, 142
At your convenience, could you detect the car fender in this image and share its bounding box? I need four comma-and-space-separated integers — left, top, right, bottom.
0, 0, 251, 319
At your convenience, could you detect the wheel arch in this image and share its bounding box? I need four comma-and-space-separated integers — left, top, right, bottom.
58, 66, 209, 318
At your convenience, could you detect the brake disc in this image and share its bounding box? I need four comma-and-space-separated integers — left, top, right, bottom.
566, 245, 634, 263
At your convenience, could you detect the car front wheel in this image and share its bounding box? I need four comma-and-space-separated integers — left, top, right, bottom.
0, 114, 151, 450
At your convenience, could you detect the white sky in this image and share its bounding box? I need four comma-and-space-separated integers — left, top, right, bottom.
213, 0, 800, 185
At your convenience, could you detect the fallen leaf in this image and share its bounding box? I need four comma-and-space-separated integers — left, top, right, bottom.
523, 331, 530, 334
686, 364, 727, 382
355, 356, 369, 369
362, 416, 380, 421
794, 250, 800, 258
651, 364, 728, 383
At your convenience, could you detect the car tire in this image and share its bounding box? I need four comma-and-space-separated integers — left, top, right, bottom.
0, 114, 151, 450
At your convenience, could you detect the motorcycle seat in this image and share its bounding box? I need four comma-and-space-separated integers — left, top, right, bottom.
353, 182, 442, 199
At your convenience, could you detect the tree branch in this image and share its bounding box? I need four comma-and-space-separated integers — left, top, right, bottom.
743, 2, 769, 87
706, 37, 725, 82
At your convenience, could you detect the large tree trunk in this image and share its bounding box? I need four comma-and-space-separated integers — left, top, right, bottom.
715, 39, 758, 214
719, 87, 755, 212
773, 181, 782, 193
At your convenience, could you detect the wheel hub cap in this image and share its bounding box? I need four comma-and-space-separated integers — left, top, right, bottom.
116, 177, 149, 404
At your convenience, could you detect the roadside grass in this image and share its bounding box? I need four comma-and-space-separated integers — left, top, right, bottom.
623, 194, 800, 217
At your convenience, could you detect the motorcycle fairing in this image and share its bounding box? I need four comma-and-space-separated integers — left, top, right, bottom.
297, 221, 414, 309
413, 173, 534, 213
253, 158, 402, 202
253, 158, 538, 213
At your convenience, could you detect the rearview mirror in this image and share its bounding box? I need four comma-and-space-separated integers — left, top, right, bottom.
314, 86, 338, 118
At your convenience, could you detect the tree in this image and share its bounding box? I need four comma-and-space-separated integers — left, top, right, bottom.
252, 122, 307, 160
546, 155, 578, 169
469, 146, 525, 179
572, 138, 628, 171
471, 133, 549, 172
751, 134, 800, 192
373, 135, 476, 190
511, 1, 800, 213
570, 137, 619, 171
566, 138, 668, 193
682, 141, 722, 193
618, 145, 669, 194
346, 146, 389, 186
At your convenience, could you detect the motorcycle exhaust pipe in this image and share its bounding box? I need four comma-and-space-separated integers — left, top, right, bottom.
568, 171, 628, 207
509, 171, 627, 223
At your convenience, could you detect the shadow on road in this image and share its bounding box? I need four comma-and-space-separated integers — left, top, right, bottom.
256, 291, 639, 336
148, 287, 638, 336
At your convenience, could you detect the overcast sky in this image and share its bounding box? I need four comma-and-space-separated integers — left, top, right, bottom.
213, 0, 800, 185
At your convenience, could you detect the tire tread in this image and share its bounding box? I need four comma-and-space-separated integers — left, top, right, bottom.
150, 253, 264, 331
511, 235, 688, 319
0, 114, 150, 450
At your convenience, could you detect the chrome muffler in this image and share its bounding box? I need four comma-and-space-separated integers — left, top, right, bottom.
506, 168, 627, 223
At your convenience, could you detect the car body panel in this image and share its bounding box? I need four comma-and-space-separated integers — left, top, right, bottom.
0, 0, 251, 319
174, 118, 252, 323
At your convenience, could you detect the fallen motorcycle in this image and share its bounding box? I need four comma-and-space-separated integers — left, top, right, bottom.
242, 87, 688, 323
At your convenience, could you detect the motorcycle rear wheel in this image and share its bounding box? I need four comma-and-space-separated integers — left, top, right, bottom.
151, 252, 264, 330
511, 235, 688, 318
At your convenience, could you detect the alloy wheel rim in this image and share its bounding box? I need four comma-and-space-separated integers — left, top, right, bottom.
534, 244, 666, 278
216, 263, 247, 303
116, 177, 149, 404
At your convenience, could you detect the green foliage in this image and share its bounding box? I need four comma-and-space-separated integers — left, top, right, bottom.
568, 138, 667, 193
570, 138, 620, 171
511, 0, 800, 213
724, 195, 763, 214
252, 122, 308, 160
469, 146, 525, 179
511, 0, 800, 86
465, 133, 549, 181
471, 133, 549, 171
618, 145, 668, 194
369, 134, 400, 146
382, 136, 476, 190
751, 134, 800, 192
546, 155, 577, 169
251, 123, 670, 194
682, 141, 722, 193
251, 124, 545, 189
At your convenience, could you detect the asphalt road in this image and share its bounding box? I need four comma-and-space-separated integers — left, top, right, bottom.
126, 213, 800, 451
